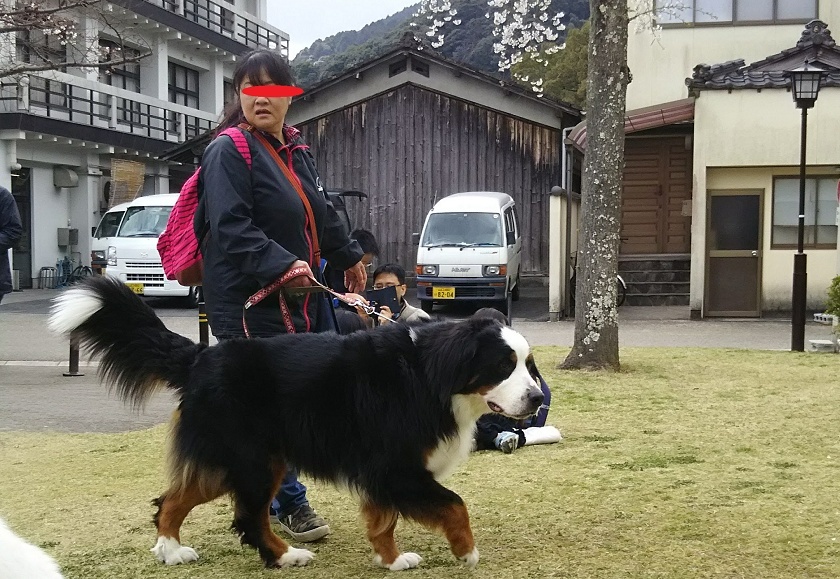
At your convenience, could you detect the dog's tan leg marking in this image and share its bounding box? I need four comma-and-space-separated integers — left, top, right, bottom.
152, 479, 223, 565
235, 459, 314, 568
362, 502, 422, 571
413, 503, 479, 567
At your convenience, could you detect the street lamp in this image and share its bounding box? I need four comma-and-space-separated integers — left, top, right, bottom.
786, 61, 827, 351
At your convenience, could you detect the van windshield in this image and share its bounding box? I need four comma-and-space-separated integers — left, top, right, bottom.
117, 206, 173, 237
94, 211, 125, 238
421, 212, 502, 247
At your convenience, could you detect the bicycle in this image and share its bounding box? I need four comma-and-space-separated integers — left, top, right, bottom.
57, 258, 94, 287
568, 252, 627, 308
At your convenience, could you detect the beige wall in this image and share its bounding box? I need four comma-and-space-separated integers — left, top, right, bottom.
702, 167, 838, 312
626, 1, 840, 111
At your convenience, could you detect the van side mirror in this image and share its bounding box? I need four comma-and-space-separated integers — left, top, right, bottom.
411, 232, 420, 246
506, 231, 516, 246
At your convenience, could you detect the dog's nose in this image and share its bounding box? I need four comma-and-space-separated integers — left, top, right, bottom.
527, 389, 544, 407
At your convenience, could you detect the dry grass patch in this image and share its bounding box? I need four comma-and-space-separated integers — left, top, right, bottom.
1, 347, 839, 578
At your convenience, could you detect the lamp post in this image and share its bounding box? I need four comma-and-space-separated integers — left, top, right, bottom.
786, 61, 826, 351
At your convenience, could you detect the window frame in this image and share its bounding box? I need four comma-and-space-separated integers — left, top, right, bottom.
770, 175, 838, 250
654, 0, 818, 27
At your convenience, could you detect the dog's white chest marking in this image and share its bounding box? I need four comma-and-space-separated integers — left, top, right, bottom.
425, 395, 486, 481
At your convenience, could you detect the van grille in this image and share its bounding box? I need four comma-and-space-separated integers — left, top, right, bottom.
126, 273, 165, 284
125, 261, 162, 268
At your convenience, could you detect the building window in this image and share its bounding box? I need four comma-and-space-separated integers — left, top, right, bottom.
656, 0, 817, 25
772, 177, 838, 248
389, 59, 408, 77
224, 79, 235, 106
16, 30, 67, 108
99, 40, 142, 125
168, 62, 200, 136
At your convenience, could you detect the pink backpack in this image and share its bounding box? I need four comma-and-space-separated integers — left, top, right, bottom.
158, 126, 251, 286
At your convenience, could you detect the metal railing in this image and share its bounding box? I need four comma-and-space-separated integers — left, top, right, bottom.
0, 73, 216, 142
153, 0, 289, 55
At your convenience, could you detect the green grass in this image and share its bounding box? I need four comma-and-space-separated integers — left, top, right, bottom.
1, 347, 839, 578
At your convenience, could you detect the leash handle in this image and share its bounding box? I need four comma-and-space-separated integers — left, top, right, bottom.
243, 268, 389, 337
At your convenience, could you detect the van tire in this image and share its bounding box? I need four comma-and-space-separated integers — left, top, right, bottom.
511, 275, 521, 301
183, 286, 199, 309
420, 300, 434, 314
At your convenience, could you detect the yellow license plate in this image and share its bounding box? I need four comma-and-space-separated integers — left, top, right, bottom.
432, 287, 455, 299
126, 283, 144, 295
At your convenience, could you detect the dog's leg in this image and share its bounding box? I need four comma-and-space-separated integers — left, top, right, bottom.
361, 501, 422, 571
411, 501, 478, 568
396, 478, 479, 568
230, 459, 314, 569
151, 480, 222, 565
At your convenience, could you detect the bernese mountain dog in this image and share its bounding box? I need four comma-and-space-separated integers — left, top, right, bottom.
49, 276, 545, 571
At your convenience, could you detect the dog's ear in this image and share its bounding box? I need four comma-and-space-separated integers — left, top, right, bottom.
526, 354, 544, 385
423, 318, 513, 404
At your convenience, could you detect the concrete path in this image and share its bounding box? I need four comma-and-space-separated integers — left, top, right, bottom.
0, 286, 832, 433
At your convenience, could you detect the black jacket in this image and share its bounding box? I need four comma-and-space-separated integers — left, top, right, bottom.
197, 127, 362, 338
0, 186, 22, 297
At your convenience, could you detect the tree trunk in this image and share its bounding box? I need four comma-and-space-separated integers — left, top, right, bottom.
561, 0, 628, 371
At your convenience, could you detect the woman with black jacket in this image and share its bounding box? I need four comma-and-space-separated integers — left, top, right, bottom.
196, 49, 366, 542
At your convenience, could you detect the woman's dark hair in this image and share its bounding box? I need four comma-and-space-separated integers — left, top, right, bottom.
372, 263, 406, 285
215, 49, 296, 135
350, 229, 380, 257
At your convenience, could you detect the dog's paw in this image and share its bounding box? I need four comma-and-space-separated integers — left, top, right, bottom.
374, 552, 423, 571
459, 547, 479, 568
150, 536, 199, 565
278, 547, 315, 568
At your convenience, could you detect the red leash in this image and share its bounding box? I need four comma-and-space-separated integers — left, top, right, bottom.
243, 269, 387, 337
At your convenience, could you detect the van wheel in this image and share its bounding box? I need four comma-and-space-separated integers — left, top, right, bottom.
511, 275, 521, 301
420, 300, 433, 314
183, 286, 199, 309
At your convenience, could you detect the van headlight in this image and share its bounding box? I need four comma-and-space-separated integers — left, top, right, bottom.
419, 264, 438, 276
107, 246, 117, 266
483, 265, 506, 276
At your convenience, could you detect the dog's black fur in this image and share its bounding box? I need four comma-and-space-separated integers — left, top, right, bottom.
50, 276, 541, 569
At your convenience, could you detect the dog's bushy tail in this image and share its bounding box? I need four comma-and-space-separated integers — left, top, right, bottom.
48, 276, 204, 407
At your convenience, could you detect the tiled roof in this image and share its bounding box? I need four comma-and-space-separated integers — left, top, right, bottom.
686, 19, 840, 92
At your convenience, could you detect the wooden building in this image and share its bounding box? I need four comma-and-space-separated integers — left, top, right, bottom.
286, 37, 581, 278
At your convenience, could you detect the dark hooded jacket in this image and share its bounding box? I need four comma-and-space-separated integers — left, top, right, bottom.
197, 126, 362, 338
0, 186, 23, 298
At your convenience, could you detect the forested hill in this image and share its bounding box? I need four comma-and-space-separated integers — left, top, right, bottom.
291, 0, 589, 89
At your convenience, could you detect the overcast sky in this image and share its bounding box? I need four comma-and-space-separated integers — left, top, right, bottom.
268, 1, 419, 58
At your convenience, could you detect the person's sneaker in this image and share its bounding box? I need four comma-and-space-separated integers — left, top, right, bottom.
496, 431, 519, 454
273, 504, 331, 542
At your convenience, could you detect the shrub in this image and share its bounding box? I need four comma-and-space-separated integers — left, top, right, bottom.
825, 275, 840, 317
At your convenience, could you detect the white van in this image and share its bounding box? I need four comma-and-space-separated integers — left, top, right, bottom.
415, 192, 522, 316
91, 193, 199, 307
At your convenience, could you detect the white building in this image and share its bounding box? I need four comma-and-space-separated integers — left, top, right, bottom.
0, 0, 288, 288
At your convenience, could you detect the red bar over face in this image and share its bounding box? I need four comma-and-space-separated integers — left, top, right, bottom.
242, 85, 304, 97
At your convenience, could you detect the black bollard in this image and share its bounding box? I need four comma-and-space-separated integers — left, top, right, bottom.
63, 333, 85, 377
198, 287, 209, 345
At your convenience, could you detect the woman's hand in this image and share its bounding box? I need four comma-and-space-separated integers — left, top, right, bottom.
282, 260, 314, 288
344, 261, 367, 293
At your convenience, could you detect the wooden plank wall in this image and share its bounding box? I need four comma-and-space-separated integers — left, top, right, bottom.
296, 84, 564, 277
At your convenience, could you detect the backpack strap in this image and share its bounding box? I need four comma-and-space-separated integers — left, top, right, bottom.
218, 126, 252, 169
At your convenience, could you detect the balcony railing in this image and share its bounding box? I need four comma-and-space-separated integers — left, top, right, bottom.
153, 0, 289, 56
0, 72, 218, 144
